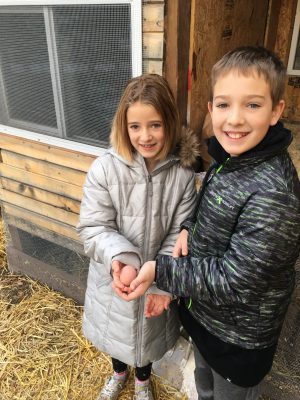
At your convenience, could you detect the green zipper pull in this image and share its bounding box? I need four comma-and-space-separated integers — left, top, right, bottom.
216, 157, 230, 174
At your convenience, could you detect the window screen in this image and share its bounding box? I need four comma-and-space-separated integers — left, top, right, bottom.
287, 0, 300, 75
293, 35, 300, 70
18, 228, 90, 283
0, 4, 135, 147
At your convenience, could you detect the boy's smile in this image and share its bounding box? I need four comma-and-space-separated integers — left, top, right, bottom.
208, 70, 285, 156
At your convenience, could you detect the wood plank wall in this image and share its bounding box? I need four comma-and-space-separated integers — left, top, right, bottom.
269, 0, 300, 122
142, 0, 164, 75
0, 1, 166, 245
0, 133, 96, 243
188, 0, 269, 137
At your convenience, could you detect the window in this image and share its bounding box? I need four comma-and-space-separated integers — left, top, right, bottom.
288, 0, 300, 75
0, 1, 142, 148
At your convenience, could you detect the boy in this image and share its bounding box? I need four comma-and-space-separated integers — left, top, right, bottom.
114, 46, 300, 399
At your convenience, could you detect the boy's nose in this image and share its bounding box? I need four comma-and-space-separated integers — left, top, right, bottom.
227, 108, 245, 125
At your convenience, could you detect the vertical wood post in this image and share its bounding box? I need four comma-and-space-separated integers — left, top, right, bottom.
164, 0, 191, 126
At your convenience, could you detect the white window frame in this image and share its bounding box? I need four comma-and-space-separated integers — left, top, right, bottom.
0, 0, 142, 155
287, 0, 300, 76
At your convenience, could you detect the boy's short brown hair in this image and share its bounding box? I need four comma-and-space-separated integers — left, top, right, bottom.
211, 46, 286, 107
110, 74, 180, 161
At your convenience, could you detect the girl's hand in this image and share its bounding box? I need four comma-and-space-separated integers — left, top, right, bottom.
112, 261, 156, 301
111, 260, 126, 291
145, 294, 171, 318
172, 229, 189, 257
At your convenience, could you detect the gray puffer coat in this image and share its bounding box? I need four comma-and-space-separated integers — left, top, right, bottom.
77, 134, 198, 367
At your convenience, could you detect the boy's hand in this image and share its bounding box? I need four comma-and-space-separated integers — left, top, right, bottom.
145, 294, 171, 318
172, 229, 189, 257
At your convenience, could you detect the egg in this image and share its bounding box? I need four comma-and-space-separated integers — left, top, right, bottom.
120, 265, 137, 286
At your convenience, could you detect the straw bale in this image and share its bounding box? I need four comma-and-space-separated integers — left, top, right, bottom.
0, 220, 187, 399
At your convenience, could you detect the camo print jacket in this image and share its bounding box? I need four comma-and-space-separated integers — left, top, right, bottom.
155, 122, 300, 349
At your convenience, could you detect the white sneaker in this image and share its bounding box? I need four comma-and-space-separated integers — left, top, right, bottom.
134, 379, 154, 400
98, 371, 128, 400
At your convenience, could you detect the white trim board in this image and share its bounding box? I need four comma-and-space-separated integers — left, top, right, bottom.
0, 124, 106, 156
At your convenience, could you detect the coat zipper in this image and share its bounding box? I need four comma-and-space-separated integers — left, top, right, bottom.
188, 157, 230, 310
136, 173, 153, 365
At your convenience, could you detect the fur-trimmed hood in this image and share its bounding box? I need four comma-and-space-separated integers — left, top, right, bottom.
109, 126, 201, 171
176, 126, 201, 168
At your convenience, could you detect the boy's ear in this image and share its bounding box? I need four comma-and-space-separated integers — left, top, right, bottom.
270, 100, 285, 126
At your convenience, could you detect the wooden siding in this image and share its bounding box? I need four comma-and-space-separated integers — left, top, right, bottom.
0, 133, 95, 242
270, 0, 300, 122
188, 0, 269, 137
142, 1, 164, 75
0, 1, 170, 246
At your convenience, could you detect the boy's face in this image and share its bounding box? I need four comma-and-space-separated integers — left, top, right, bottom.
208, 70, 285, 157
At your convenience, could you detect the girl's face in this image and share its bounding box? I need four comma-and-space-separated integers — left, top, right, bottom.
127, 101, 165, 172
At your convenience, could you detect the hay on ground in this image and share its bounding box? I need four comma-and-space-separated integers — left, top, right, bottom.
0, 220, 186, 399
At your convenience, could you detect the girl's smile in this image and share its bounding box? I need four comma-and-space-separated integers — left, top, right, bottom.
127, 101, 165, 171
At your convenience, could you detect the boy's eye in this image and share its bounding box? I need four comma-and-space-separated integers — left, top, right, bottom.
247, 103, 261, 109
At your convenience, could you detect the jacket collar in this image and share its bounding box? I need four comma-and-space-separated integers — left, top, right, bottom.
207, 121, 292, 169
109, 126, 201, 171
108, 147, 178, 173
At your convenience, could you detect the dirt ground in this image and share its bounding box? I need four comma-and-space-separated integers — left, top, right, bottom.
0, 221, 186, 400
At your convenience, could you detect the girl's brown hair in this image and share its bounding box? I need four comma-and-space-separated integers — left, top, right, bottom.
110, 74, 180, 161
211, 46, 286, 107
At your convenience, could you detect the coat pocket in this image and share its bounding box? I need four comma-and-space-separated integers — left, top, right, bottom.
95, 274, 112, 290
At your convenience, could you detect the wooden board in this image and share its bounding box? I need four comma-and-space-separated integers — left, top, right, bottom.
0, 177, 81, 214
0, 163, 83, 201
189, 0, 269, 136
272, 0, 300, 122
2, 203, 79, 241
0, 189, 79, 227
1, 150, 86, 187
143, 3, 164, 32
164, 0, 191, 125
143, 32, 164, 59
0, 132, 96, 172
143, 60, 163, 75
4, 213, 85, 255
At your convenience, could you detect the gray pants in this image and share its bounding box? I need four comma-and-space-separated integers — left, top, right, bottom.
193, 345, 261, 400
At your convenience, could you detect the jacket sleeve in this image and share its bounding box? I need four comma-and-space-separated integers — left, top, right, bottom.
147, 169, 196, 296
77, 157, 141, 274
155, 190, 300, 305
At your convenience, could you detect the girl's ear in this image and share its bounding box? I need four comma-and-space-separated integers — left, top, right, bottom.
208, 101, 213, 114
270, 100, 285, 126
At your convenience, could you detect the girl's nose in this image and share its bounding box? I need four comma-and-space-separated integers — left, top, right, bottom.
140, 127, 152, 141
227, 107, 245, 125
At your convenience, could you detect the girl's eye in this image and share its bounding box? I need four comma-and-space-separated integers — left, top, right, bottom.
151, 123, 162, 129
129, 124, 139, 130
215, 103, 228, 109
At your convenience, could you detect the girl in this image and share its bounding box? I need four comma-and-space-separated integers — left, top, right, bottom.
77, 74, 199, 400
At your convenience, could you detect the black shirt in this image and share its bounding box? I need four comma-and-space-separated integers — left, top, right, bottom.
179, 299, 277, 388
